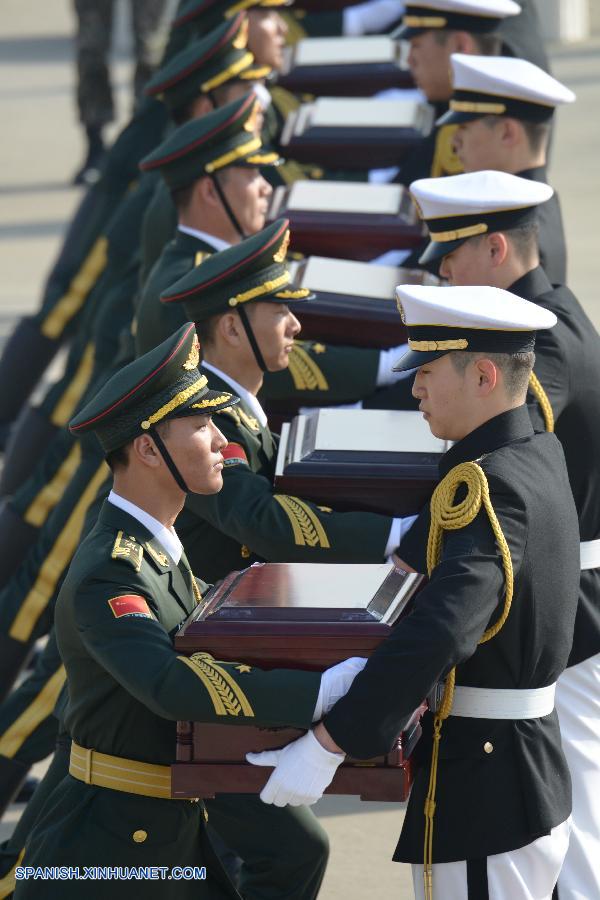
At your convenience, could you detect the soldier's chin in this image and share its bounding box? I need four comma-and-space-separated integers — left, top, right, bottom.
193, 470, 224, 495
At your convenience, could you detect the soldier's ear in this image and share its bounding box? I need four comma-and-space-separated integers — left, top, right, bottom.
131, 433, 162, 469
217, 311, 244, 348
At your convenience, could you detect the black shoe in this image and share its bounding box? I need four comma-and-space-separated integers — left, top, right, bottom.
73, 127, 105, 187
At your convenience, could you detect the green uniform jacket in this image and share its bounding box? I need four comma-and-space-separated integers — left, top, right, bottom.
16, 501, 319, 899
177, 367, 392, 582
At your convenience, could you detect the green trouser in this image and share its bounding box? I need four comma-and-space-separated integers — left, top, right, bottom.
0, 448, 110, 702
0, 630, 65, 820
0, 97, 167, 432
0, 729, 71, 900
206, 795, 329, 900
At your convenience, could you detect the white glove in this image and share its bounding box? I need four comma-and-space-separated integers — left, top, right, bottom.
247, 730, 345, 806
344, 0, 405, 35
312, 657, 368, 721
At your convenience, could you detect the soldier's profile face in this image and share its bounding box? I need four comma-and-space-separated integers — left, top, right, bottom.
162, 414, 227, 494
439, 237, 492, 285
412, 353, 472, 441
248, 10, 287, 72
244, 301, 301, 372
408, 31, 454, 102
224, 166, 272, 236
453, 117, 506, 172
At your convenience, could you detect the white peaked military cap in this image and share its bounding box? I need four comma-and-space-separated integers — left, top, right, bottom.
393, 0, 520, 40
410, 170, 554, 265
393, 284, 557, 371
439, 53, 576, 125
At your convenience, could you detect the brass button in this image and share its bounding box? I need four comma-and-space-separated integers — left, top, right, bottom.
203, 806, 209, 823
132, 830, 147, 843
483, 741, 494, 754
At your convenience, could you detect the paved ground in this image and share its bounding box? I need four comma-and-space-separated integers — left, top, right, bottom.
0, 2, 599, 898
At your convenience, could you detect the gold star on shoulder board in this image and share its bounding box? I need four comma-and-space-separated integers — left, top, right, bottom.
312, 343, 326, 354
235, 664, 252, 674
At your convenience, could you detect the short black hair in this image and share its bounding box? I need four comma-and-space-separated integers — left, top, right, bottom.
105, 420, 172, 472
520, 119, 551, 155
503, 221, 539, 263
195, 315, 221, 354
450, 350, 535, 399
433, 30, 502, 55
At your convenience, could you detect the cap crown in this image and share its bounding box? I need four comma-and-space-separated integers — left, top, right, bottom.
450, 53, 575, 114
146, 15, 268, 114
411, 170, 553, 220
140, 91, 277, 191
70, 324, 236, 453
161, 218, 311, 320
394, 0, 520, 39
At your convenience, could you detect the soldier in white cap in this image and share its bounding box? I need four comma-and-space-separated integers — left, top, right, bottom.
248, 283, 580, 900
442, 53, 575, 284
384, 0, 522, 184
411, 169, 600, 900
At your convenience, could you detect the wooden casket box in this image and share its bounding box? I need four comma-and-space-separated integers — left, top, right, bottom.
173, 562, 425, 802
268, 180, 424, 260
277, 36, 414, 96
280, 97, 434, 169
290, 255, 440, 348
274, 408, 448, 516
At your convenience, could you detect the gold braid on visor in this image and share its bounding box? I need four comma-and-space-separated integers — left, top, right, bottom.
429, 223, 488, 242
205, 137, 262, 173
450, 100, 507, 115
228, 271, 291, 306
403, 15, 447, 27
408, 338, 469, 351
141, 376, 208, 430
202, 52, 255, 92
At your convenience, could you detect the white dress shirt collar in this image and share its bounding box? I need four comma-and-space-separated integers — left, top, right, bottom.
108, 490, 183, 565
201, 361, 268, 429
177, 226, 231, 254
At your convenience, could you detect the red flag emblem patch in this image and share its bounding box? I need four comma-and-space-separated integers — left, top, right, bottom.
108, 595, 153, 620
221, 442, 248, 467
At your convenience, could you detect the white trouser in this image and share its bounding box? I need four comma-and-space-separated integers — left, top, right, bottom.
411, 818, 571, 900
555, 652, 600, 900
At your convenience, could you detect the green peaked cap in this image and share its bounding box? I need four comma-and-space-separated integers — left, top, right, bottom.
70, 324, 238, 454
173, 0, 291, 36
160, 218, 313, 321
139, 91, 279, 191
145, 15, 271, 115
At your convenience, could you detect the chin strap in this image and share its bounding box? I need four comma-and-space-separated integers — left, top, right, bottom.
211, 173, 246, 241
149, 426, 189, 493
236, 304, 268, 373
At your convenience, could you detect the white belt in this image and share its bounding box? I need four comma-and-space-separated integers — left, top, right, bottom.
580, 539, 600, 570
449, 683, 556, 719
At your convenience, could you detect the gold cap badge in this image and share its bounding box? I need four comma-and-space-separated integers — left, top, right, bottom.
273, 229, 290, 263
183, 335, 200, 370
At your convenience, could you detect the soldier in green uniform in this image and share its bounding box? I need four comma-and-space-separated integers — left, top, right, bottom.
0, 34, 278, 820
13, 323, 364, 899
137, 91, 278, 355
138, 12, 275, 286
0, 0, 203, 446
136, 96, 410, 412
160, 218, 415, 581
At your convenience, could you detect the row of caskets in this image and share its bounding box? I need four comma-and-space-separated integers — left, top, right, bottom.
173, 32, 438, 802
